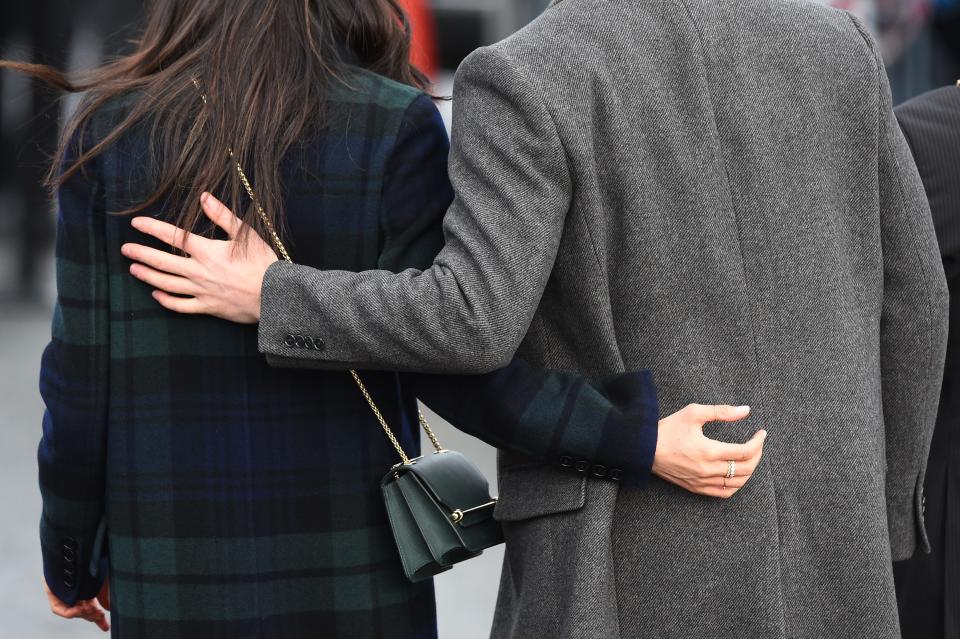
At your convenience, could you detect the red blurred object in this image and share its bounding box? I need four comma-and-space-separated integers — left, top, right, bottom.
398, 0, 439, 79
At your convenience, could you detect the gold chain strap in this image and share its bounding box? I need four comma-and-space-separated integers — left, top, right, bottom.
195, 81, 444, 464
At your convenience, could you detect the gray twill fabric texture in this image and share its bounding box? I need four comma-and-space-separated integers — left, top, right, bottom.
257, 0, 950, 636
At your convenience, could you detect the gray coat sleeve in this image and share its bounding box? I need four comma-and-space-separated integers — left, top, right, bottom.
868, 37, 950, 559
258, 46, 572, 374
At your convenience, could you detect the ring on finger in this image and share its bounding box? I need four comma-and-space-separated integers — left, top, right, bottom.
725, 460, 736, 479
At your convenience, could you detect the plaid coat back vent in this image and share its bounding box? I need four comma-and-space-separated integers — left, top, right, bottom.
40, 70, 448, 639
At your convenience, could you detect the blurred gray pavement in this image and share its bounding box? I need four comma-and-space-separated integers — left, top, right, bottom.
1, 303, 69, 638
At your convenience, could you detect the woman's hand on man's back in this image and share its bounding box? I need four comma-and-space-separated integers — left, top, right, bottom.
653, 404, 767, 498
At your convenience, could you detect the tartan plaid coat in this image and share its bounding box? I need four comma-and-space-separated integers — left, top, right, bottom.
38, 68, 658, 639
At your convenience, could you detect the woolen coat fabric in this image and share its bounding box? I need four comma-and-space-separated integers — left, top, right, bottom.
257, 0, 950, 637
39, 67, 660, 638
893, 84, 960, 639
39, 76, 446, 639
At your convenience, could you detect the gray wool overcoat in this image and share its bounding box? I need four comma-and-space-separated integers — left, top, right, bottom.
257, 0, 950, 636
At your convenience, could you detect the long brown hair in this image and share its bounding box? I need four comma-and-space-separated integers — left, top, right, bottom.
0, 0, 429, 241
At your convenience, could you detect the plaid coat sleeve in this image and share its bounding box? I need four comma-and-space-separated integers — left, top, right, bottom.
381, 95, 660, 488
38, 131, 110, 605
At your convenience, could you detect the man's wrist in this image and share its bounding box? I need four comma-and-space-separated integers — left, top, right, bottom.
253, 254, 280, 323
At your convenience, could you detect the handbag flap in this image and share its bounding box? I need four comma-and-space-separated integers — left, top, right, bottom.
398, 451, 495, 527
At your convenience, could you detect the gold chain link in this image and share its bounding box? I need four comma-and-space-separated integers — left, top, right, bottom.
349, 370, 412, 465
419, 411, 444, 454
231, 152, 292, 263
195, 79, 444, 464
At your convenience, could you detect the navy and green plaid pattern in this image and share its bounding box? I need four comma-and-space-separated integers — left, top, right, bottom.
39, 67, 659, 639
41, 72, 444, 639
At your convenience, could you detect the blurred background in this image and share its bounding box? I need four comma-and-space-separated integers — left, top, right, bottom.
1, 0, 957, 637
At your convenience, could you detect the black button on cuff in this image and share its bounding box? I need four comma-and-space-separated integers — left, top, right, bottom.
574, 460, 590, 473
284, 334, 325, 352
609, 468, 624, 481
559, 455, 573, 468
591, 465, 608, 478
62, 536, 79, 587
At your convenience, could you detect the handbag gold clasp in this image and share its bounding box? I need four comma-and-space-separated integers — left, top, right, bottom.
449, 499, 498, 525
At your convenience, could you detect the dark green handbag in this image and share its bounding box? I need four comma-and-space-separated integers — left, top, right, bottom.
350, 373, 505, 582
220, 124, 504, 583
381, 449, 504, 582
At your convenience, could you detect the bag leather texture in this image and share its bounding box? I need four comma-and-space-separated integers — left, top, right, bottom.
381, 450, 504, 582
